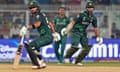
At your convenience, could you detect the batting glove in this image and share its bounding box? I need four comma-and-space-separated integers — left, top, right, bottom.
61, 28, 67, 36
52, 32, 61, 42
96, 37, 103, 45
19, 26, 27, 36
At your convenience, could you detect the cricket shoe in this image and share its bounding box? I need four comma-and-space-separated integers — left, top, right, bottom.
76, 63, 83, 66
32, 65, 41, 69
32, 61, 46, 70
72, 60, 83, 66
38, 60, 47, 69
64, 58, 70, 63
57, 62, 63, 64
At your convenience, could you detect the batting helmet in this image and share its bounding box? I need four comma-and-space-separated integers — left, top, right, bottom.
86, 1, 95, 8
28, 0, 40, 9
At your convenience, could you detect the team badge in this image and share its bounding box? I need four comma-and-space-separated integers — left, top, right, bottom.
63, 19, 66, 22
30, 2, 33, 5
83, 17, 86, 21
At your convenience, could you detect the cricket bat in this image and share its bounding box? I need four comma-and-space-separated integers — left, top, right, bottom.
13, 35, 24, 69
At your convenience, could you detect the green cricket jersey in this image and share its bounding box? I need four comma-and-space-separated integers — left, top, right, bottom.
73, 11, 97, 32
34, 11, 51, 36
29, 11, 53, 48
53, 16, 70, 33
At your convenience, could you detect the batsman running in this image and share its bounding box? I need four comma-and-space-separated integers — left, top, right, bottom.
53, 7, 70, 64
62, 1, 102, 66
21, 0, 59, 69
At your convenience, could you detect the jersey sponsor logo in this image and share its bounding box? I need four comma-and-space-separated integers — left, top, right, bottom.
82, 22, 89, 25
56, 22, 66, 25
82, 17, 89, 25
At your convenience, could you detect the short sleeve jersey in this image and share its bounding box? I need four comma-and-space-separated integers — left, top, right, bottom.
53, 16, 70, 33
34, 11, 51, 36
73, 11, 97, 32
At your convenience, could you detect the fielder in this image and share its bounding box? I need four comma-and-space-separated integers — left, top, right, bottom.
53, 7, 70, 64
62, 1, 102, 66
22, 0, 59, 69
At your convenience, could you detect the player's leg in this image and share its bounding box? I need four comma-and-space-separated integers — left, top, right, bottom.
64, 32, 80, 63
74, 34, 92, 65
24, 40, 42, 60
54, 41, 61, 63
30, 35, 53, 49
35, 49, 42, 60
60, 35, 67, 63
28, 35, 53, 68
24, 43, 40, 69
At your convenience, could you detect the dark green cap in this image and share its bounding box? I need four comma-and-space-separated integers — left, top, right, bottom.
86, 1, 94, 8
28, 0, 39, 9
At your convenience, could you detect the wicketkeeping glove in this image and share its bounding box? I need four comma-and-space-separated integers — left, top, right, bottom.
52, 32, 61, 42
19, 26, 27, 36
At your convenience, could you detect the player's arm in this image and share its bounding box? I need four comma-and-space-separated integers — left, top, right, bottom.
49, 21, 61, 41
92, 17, 103, 44
92, 17, 100, 37
48, 22, 56, 33
65, 13, 80, 33
65, 20, 75, 33
61, 14, 81, 36
94, 27, 100, 37
28, 21, 41, 30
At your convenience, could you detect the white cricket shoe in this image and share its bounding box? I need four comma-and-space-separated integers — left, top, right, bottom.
32, 65, 40, 69
32, 60, 46, 69
64, 58, 70, 63
38, 60, 47, 68
76, 63, 83, 66
57, 62, 63, 64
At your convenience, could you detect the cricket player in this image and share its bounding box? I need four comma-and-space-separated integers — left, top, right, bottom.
23, 0, 59, 69
53, 7, 70, 64
62, 1, 101, 65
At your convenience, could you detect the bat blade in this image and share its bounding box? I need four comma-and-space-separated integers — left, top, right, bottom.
13, 36, 24, 69
13, 45, 23, 69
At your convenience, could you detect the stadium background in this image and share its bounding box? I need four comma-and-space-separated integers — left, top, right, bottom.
0, 0, 120, 72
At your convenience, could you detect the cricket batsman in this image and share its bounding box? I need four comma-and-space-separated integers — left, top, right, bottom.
62, 1, 102, 66
53, 7, 70, 64
22, 0, 59, 69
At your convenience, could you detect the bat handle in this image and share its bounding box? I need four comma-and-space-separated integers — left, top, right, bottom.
20, 35, 24, 45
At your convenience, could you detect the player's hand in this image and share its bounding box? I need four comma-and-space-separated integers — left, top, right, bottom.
61, 28, 67, 36
19, 26, 27, 36
52, 32, 61, 42
96, 37, 103, 45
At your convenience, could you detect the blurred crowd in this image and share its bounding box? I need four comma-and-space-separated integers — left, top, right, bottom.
0, 12, 25, 39
0, 0, 120, 5
0, 0, 120, 39
0, 0, 25, 4
91, 0, 120, 5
